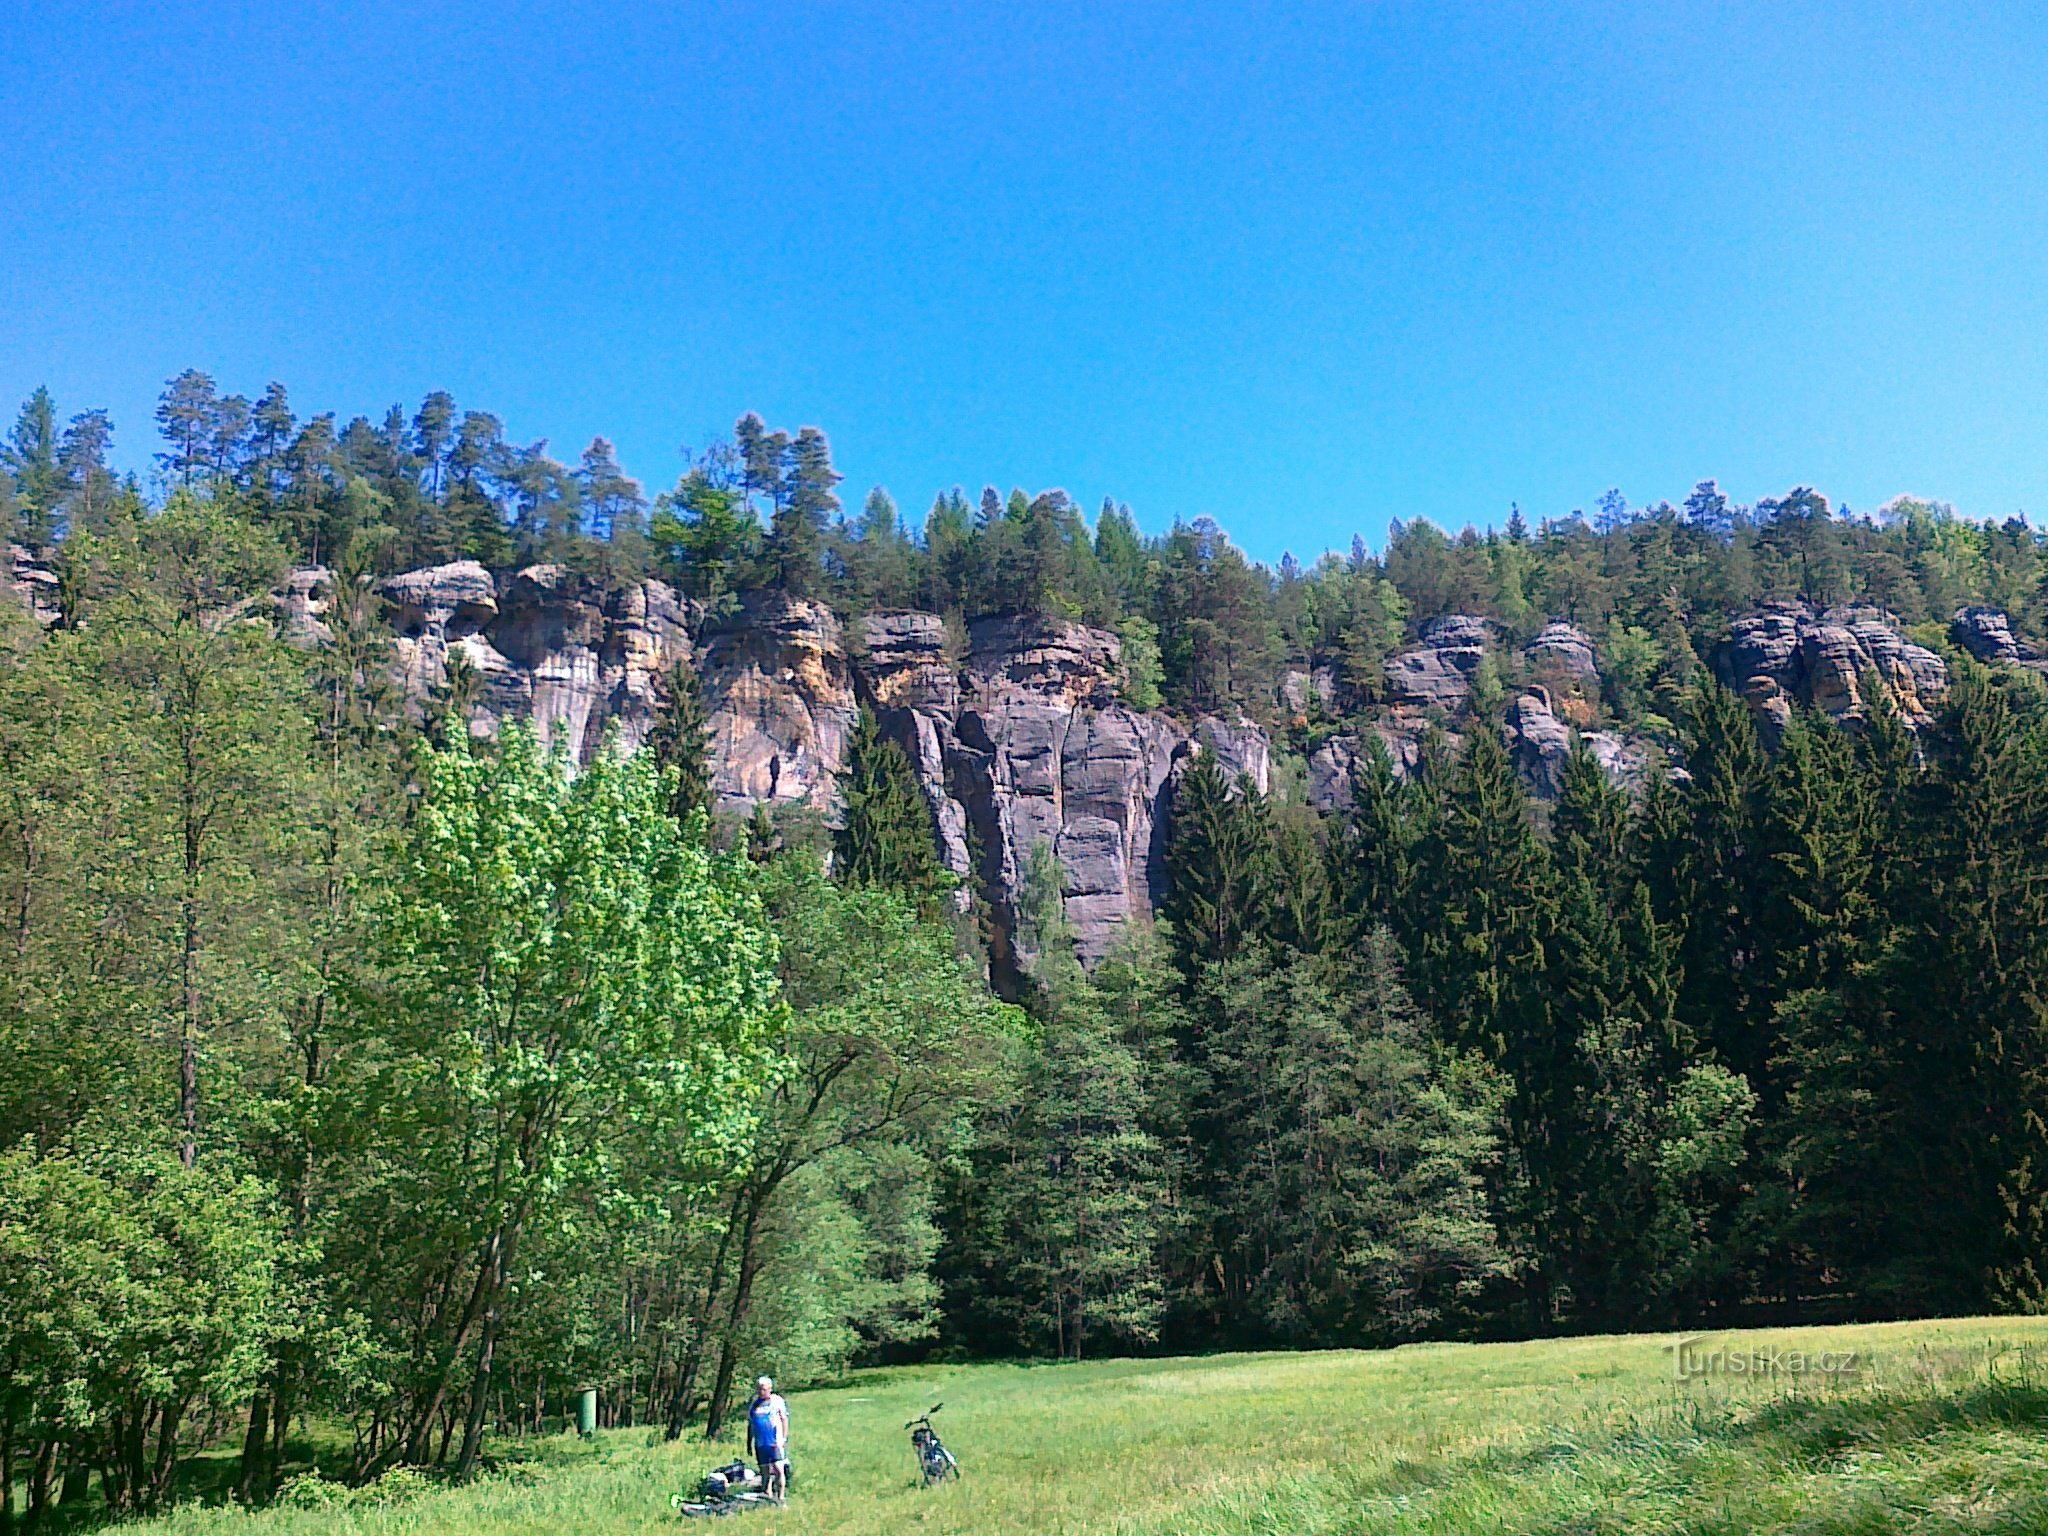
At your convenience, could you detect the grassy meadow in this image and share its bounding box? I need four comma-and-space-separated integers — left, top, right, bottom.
148, 1317, 2048, 1536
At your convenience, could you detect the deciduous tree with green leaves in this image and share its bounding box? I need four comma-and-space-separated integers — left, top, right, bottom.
324, 726, 781, 1478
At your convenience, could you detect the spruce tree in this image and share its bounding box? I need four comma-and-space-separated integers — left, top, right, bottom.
647, 662, 715, 830
1660, 679, 1775, 1089
1408, 722, 1555, 1065
1187, 932, 1510, 1345
1263, 798, 1338, 955
1000, 846, 1168, 1358
768, 425, 839, 597
835, 707, 950, 914
1161, 751, 1272, 967
1331, 735, 1414, 941
4, 388, 64, 548
744, 800, 778, 863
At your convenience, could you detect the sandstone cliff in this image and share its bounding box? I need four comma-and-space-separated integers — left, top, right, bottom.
1716, 602, 1948, 742
2, 543, 2017, 973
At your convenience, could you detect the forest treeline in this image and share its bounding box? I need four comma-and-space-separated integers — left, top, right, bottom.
6, 375, 2048, 1522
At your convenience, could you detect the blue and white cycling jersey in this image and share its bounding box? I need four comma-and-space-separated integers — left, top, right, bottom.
749, 1394, 789, 1460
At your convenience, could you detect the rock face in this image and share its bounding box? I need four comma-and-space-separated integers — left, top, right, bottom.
1951, 606, 2044, 669
1505, 688, 1577, 799
1386, 614, 1494, 711
248, 568, 1267, 980
945, 615, 1233, 981
1506, 687, 1654, 799
213, 565, 2023, 973
1305, 720, 1449, 812
1279, 664, 1341, 718
1717, 603, 1947, 739
1524, 621, 1600, 686
859, 612, 973, 877
699, 592, 855, 813
378, 559, 695, 763
5, 545, 60, 629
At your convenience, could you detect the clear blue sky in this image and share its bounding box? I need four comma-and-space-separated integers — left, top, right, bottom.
4, 1, 2044, 562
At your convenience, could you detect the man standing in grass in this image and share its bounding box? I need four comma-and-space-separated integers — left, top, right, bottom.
748, 1376, 791, 1504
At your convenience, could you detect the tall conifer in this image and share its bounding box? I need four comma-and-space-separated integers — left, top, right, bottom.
648, 662, 715, 830
835, 708, 950, 913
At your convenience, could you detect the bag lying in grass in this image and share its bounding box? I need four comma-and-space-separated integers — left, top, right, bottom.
702, 1460, 761, 1497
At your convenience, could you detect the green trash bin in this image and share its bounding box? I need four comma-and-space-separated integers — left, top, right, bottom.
577, 1388, 597, 1439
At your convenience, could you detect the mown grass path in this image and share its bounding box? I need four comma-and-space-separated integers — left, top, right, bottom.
157, 1317, 2048, 1535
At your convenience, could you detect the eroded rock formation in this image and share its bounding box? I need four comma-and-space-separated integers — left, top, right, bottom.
699, 592, 854, 814
8, 542, 2017, 974
1716, 603, 1947, 741
1951, 606, 2046, 671
1385, 614, 1494, 711
371, 559, 694, 763
5, 544, 60, 629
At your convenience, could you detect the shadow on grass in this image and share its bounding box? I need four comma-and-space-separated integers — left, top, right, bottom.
1337, 1351, 2048, 1536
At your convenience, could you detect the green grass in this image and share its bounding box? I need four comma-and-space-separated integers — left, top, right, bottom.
150, 1317, 2048, 1536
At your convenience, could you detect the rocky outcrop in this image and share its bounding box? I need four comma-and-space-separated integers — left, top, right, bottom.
1951, 607, 2044, 669
700, 593, 855, 813
377, 559, 694, 762
276, 567, 333, 646
1524, 621, 1600, 686
5, 544, 60, 629
1305, 720, 1450, 812
1280, 664, 1340, 718
1505, 688, 1577, 799
949, 615, 1186, 978
1194, 714, 1272, 792
1718, 603, 1946, 738
232, 559, 2045, 975
858, 612, 972, 878
1506, 687, 1654, 799
1386, 615, 1494, 711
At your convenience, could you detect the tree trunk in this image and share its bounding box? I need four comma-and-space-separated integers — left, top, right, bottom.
26, 1439, 55, 1528
0, 1405, 12, 1536
179, 798, 202, 1170
238, 1391, 272, 1502
59, 1456, 87, 1508
147, 1399, 184, 1513
702, 1188, 772, 1441
269, 1386, 290, 1487
453, 1299, 500, 1480
395, 1230, 502, 1467
123, 1403, 148, 1514
668, 1193, 743, 1440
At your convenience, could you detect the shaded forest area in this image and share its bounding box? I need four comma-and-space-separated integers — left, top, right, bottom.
6, 373, 2048, 1522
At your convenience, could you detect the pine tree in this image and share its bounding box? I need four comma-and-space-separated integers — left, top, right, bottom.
154, 369, 222, 488
409, 390, 455, 498
576, 436, 647, 545
57, 408, 118, 536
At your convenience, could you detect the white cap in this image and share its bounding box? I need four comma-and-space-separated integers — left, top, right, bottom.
757, 1376, 773, 1391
